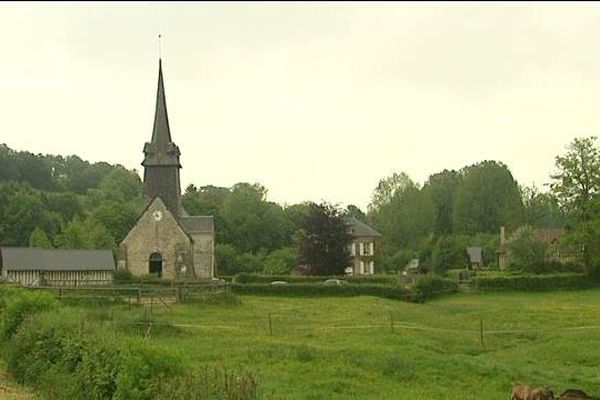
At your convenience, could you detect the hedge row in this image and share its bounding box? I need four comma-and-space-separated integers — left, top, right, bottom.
232, 273, 398, 285
230, 283, 413, 301
471, 273, 598, 291
230, 280, 459, 302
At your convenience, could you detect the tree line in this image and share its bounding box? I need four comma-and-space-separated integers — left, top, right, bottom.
0, 137, 598, 277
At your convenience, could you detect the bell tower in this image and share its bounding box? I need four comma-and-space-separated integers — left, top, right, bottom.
142, 59, 182, 219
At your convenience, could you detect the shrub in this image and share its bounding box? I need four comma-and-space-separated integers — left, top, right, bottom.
471, 273, 595, 291
430, 235, 470, 274
507, 226, 547, 273
114, 268, 134, 283
1, 290, 58, 339
412, 274, 459, 302
262, 247, 297, 275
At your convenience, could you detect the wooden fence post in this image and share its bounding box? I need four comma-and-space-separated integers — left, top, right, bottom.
137, 288, 141, 305
269, 313, 273, 336
390, 311, 395, 333
480, 319, 484, 346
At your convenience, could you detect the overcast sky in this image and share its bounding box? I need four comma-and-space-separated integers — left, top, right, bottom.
1, 2, 599, 210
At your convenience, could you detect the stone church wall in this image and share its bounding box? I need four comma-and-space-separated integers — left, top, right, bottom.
120, 198, 192, 280
191, 233, 214, 278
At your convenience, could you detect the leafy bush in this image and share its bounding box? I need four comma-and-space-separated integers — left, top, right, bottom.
412, 274, 459, 302
1, 289, 58, 339
379, 249, 418, 274
430, 235, 470, 274
507, 226, 547, 273
114, 268, 134, 283
262, 247, 297, 275
471, 273, 595, 291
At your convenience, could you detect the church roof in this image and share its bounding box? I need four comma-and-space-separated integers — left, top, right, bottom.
0, 247, 115, 271
180, 216, 215, 234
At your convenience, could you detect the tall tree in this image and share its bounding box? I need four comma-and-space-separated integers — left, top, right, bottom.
369, 173, 435, 254
295, 202, 352, 275
551, 137, 600, 275
422, 169, 461, 235
452, 161, 524, 235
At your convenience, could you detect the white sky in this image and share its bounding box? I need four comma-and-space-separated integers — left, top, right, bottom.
1, 2, 599, 210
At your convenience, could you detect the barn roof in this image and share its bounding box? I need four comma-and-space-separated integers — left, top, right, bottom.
0, 247, 115, 271
180, 216, 214, 234
347, 217, 381, 238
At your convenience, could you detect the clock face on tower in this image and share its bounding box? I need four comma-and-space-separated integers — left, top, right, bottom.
152, 210, 163, 221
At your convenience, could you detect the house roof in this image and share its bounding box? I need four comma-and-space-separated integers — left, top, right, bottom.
347, 217, 381, 237
466, 247, 483, 263
180, 216, 214, 234
535, 227, 565, 244
0, 247, 115, 271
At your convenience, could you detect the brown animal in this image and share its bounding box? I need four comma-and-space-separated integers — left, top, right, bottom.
511, 383, 555, 400
512, 383, 532, 400
559, 389, 593, 400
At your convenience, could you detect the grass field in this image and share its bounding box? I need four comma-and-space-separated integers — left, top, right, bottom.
85, 289, 600, 399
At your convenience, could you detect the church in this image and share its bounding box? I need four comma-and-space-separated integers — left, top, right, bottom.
117, 60, 215, 280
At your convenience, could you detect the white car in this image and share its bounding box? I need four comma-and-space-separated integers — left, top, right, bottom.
324, 279, 346, 286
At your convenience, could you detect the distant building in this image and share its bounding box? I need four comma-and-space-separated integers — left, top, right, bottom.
0, 247, 114, 286
496, 226, 580, 269
466, 247, 483, 269
118, 60, 215, 279
345, 217, 381, 275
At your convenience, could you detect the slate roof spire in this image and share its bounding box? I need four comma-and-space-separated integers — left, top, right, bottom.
142, 58, 182, 219
151, 59, 172, 146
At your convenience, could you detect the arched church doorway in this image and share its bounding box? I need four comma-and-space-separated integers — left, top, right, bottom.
149, 252, 163, 277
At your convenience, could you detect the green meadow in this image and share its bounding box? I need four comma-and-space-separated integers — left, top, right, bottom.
5, 288, 600, 399
100, 290, 600, 399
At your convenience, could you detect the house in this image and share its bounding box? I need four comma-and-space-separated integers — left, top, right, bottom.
466, 247, 483, 269
345, 217, 382, 275
118, 59, 215, 280
496, 226, 580, 269
0, 247, 114, 286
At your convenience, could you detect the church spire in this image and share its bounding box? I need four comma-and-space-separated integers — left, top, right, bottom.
151, 59, 172, 145
142, 57, 182, 220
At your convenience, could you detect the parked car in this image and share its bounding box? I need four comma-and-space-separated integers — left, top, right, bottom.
270, 281, 288, 285
324, 279, 347, 286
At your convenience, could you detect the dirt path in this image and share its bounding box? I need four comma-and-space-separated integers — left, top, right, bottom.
0, 362, 35, 400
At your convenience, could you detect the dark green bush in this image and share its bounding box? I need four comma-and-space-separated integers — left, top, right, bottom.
412, 274, 459, 302
114, 268, 134, 283
471, 273, 595, 291
233, 272, 398, 285
230, 283, 412, 301
445, 269, 476, 282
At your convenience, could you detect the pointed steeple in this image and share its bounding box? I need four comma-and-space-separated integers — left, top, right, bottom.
142, 58, 182, 220
151, 59, 172, 145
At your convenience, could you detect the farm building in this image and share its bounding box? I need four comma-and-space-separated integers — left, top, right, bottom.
496, 226, 581, 269
0, 247, 115, 286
